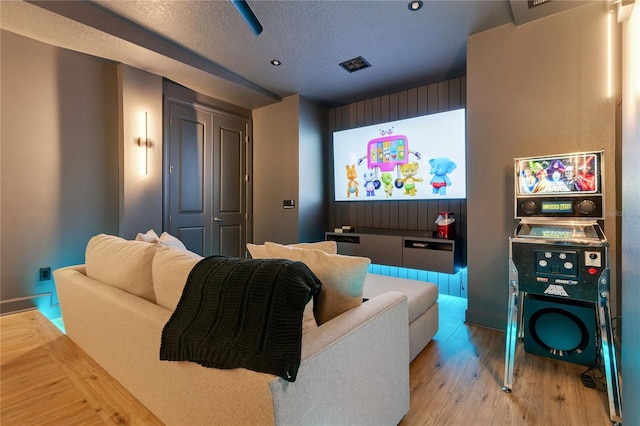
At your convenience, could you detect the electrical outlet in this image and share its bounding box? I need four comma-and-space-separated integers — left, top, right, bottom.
39, 267, 51, 281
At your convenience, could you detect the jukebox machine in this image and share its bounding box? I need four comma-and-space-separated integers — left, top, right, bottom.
502, 151, 622, 425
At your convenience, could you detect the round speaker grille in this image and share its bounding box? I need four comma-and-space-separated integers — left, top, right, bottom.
528, 308, 589, 354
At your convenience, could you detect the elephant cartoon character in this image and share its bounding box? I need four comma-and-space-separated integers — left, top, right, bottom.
429, 157, 457, 195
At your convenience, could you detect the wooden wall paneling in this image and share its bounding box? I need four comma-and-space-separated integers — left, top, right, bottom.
356, 100, 366, 127
364, 203, 373, 228
389, 202, 399, 229
417, 85, 429, 116
399, 90, 408, 119
407, 88, 418, 118
372, 97, 381, 123
417, 202, 429, 231
449, 77, 462, 109
364, 99, 373, 125
389, 93, 399, 121
348, 103, 358, 128
380, 202, 390, 229
407, 201, 419, 230
398, 202, 409, 229
372, 201, 382, 228
381, 95, 390, 122
427, 83, 439, 113
438, 81, 449, 111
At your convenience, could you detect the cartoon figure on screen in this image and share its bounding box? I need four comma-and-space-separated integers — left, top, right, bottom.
519, 161, 538, 193
381, 172, 394, 198
545, 159, 570, 192
397, 162, 423, 196
532, 168, 549, 193
363, 170, 377, 197
346, 164, 359, 198
575, 155, 596, 192
429, 157, 456, 195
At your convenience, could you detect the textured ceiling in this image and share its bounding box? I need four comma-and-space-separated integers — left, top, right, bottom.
2, 0, 566, 110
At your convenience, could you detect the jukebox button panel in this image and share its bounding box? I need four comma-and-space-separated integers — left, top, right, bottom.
510, 240, 603, 303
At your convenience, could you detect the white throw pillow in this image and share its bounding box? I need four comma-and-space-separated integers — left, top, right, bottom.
85, 234, 157, 303
264, 242, 370, 325
152, 246, 203, 311
247, 240, 337, 259
158, 232, 187, 250
135, 229, 160, 243
246, 243, 269, 259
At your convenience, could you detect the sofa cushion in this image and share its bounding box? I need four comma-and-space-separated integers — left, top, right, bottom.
158, 232, 187, 250
135, 229, 160, 243
363, 273, 438, 324
85, 234, 157, 303
264, 242, 370, 325
152, 246, 203, 311
247, 241, 337, 259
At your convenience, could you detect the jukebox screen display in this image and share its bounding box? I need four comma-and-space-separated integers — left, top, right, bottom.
515, 151, 601, 196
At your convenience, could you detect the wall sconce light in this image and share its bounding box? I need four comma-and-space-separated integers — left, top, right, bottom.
137, 111, 151, 175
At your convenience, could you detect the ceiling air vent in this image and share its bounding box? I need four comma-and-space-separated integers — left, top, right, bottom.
339, 56, 371, 73
528, 0, 551, 9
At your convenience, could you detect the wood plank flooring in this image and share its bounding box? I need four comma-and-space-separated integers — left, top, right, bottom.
1, 295, 612, 425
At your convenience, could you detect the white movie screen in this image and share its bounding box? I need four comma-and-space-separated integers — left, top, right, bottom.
333, 108, 466, 201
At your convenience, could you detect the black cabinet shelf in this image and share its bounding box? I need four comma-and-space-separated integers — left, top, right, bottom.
326, 231, 463, 274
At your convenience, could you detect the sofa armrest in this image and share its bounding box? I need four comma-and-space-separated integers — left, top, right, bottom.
270, 291, 410, 426
54, 265, 277, 426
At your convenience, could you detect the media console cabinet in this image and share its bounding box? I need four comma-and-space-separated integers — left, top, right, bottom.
325, 230, 463, 274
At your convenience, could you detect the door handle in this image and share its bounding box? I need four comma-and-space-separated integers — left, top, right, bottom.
213, 217, 223, 222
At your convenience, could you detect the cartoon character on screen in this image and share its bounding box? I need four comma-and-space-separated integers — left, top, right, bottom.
397, 162, 423, 196
532, 168, 549, 193
575, 155, 596, 192
519, 161, 539, 193
346, 164, 359, 198
381, 172, 394, 198
429, 157, 456, 195
545, 159, 570, 192
363, 169, 377, 196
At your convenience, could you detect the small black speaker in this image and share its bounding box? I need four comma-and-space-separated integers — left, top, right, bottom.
523, 294, 597, 366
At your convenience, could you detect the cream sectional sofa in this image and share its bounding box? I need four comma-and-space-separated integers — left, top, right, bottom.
54, 234, 412, 426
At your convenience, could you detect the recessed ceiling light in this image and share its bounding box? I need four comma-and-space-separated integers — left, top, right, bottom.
339, 56, 371, 73
270, 59, 281, 66
408, 1, 423, 11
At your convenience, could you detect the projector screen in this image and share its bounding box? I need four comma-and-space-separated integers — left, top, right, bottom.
333, 108, 466, 201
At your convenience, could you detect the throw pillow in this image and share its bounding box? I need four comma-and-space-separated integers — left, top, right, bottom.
135, 229, 160, 243
158, 232, 187, 250
152, 246, 203, 310
246, 240, 337, 259
246, 243, 269, 259
85, 234, 157, 303
264, 242, 370, 325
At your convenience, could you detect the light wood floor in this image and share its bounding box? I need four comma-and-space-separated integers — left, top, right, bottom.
1, 295, 612, 425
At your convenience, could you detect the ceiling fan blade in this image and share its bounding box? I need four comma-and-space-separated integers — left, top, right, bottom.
230, 0, 263, 35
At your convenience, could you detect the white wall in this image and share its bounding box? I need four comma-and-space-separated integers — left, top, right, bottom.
0, 30, 118, 315
466, 2, 621, 329
0, 32, 166, 316
252, 94, 326, 245
252, 95, 300, 244
621, 4, 639, 424
117, 64, 163, 239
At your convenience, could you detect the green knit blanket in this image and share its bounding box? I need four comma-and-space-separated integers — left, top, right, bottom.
160, 255, 321, 382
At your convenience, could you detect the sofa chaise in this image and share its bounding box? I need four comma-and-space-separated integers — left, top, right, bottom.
54, 234, 413, 425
